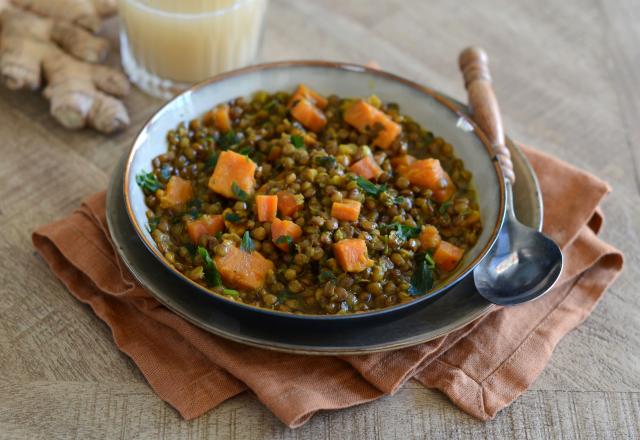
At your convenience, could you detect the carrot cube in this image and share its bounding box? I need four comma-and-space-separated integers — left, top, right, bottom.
419, 225, 441, 251
208, 150, 257, 199
349, 155, 383, 180
331, 199, 361, 222
343, 100, 401, 149
214, 246, 274, 290
404, 158, 445, 189
290, 84, 328, 109
256, 195, 278, 222
271, 218, 303, 251
214, 105, 232, 133
186, 214, 225, 243
433, 241, 464, 272
334, 238, 373, 272
277, 191, 302, 217
431, 171, 456, 202
290, 98, 327, 132
159, 175, 193, 208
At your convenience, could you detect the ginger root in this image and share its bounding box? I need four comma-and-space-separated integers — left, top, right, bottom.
0, 0, 130, 133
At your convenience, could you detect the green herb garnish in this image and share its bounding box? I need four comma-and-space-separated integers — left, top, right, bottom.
224, 213, 241, 223
408, 252, 434, 295
135, 170, 164, 193
382, 223, 421, 241
438, 201, 452, 214
240, 231, 255, 253
185, 243, 197, 256
205, 152, 219, 171
223, 289, 239, 296
218, 131, 240, 149
275, 235, 293, 248
355, 176, 387, 196
146, 216, 159, 233
277, 289, 295, 303
236, 146, 253, 156
197, 246, 222, 287
425, 252, 436, 269
315, 156, 336, 168
290, 135, 304, 148
319, 270, 336, 282
231, 182, 249, 202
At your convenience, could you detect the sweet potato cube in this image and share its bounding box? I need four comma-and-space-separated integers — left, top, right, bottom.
214, 105, 232, 133
159, 176, 193, 208
186, 214, 225, 243
208, 150, 256, 199
290, 84, 328, 109
277, 191, 302, 217
334, 238, 373, 272
214, 246, 274, 290
256, 195, 278, 222
331, 199, 361, 222
290, 98, 327, 132
349, 155, 383, 180
419, 225, 441, 251
433, 241, 464, 272
404, 158, 445, 189
343, 100, 401, 149
271, 218, 303, 251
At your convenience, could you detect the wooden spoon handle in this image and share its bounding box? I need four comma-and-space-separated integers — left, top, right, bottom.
459, 47, 515, 183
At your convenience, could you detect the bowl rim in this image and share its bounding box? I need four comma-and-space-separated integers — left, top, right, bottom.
123, 59, 506, 321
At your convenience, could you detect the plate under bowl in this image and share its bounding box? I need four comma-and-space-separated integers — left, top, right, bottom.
123, 60, 507, 321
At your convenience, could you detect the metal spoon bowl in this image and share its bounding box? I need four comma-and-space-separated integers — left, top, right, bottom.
459, 47, 563, 305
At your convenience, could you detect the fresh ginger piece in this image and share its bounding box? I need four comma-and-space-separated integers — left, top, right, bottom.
11, 0, 117, 32
214, 246, 274, 290
290, 98, 326, 132
277, 191, 302, 217
331, 199, 361, 222
433, 241, 464, 272
255, 194, 278, 222
214, 104, 232, 133
271, 218, 303, 251
349, 155, 383, 180
289, 84, 328, 109
343, 100, 401, 149
334, 238, 374, 272
419, 225, 441, 251
159, 175, 193, 208
208, 150, 257, 199
186, 214, 224, 243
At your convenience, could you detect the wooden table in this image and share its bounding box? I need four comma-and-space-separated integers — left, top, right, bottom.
1, 0, 639, 438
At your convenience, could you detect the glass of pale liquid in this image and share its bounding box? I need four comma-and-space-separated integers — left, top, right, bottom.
118, 0, 268, 99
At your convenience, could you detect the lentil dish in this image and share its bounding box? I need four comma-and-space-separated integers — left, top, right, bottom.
136, 84, 482, 315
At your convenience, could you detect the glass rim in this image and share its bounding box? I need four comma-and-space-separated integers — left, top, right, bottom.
122, 0, 260, 19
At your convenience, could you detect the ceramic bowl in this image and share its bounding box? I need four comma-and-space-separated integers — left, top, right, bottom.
123, 60, 506, 321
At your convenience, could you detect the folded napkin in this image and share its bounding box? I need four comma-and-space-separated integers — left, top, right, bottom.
32, 146, 623, 427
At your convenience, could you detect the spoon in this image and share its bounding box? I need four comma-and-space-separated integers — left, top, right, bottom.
459, 47, 563, 305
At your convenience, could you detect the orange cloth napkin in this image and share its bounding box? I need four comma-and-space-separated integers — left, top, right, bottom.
32, 146, 623, 427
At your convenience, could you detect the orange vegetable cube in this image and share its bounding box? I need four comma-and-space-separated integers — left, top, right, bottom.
419, 225, 441, 251
433, 241, 464, 272
256, 195, 278, 222
277, 191, 302, 217
349, 156, 383, 180
214, 246, 274, 290
331, 199, 361, 222
290, 98, 327, 132
214, 105, 232, 133
271, 218, 303, 251
159, 176, 193, 208
334, 239, 374, 272
290, 84, 328, 109
186, 214, 225, 243
343, 100, 401, 149
390, 154, 416, 170
404, 158, 446, 189
208, 150, 257, 199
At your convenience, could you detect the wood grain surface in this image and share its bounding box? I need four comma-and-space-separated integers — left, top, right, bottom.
1, 0, 639, 438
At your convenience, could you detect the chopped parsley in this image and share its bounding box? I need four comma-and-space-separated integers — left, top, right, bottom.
438, 201, 452, 214
290, 135, 305, 148
319, 270, 336, 282
197, 246, 222, 287
354, 176, 387, 196
240, 231, 255, 253
408, 252, 434, 295
231, 182, 250, 202
218, 130, 240, 149
205, 152, 219, 171
222, 289, 239, 296
315, 156, 336, 168
382, 223, 421, 241
224, 212, 241, 223
275, 235, 293, 248
236, 146, 253, 156
135, 170, 164, 193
